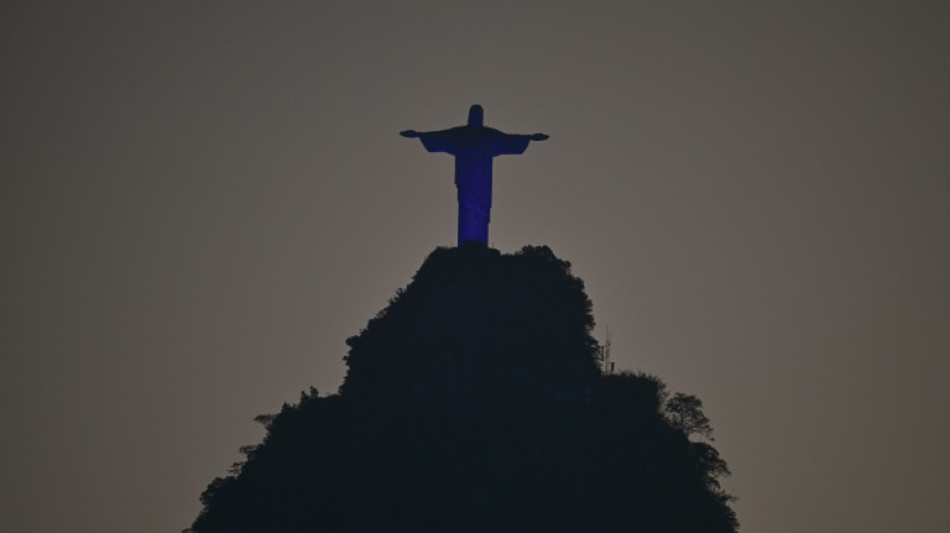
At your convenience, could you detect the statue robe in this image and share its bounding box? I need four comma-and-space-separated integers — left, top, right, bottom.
415, 126, 534, 246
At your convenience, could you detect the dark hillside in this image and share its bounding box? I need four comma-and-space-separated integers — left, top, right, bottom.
188, 245, 738, 532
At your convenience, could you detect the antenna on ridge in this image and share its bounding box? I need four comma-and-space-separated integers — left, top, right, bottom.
600, 326, 614, 374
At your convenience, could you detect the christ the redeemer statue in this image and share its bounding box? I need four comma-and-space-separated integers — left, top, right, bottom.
401, 105, 548, 246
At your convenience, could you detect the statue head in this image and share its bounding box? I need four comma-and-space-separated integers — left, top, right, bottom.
467, 104, 484, 127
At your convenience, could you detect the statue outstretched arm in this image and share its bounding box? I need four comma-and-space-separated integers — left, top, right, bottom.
493, 132, 549, 156
401, 129, 455, 153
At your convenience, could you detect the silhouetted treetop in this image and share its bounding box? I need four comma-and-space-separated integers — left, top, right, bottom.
340, 244, 600, 407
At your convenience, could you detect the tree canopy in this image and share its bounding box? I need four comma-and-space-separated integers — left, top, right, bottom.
187, 244, 738, 532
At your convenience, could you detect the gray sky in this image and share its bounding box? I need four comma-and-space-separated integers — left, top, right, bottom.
2, 2, 949, 532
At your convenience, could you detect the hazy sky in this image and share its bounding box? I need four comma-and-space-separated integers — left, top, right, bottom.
2, 2, 949, 532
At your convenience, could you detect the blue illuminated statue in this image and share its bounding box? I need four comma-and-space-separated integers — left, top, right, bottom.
401, 105, 548, 246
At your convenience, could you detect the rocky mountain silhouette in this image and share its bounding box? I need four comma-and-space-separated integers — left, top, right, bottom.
187, 244, 738, 532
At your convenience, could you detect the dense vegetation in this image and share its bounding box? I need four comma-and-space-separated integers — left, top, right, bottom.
188, 245, 738, 532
